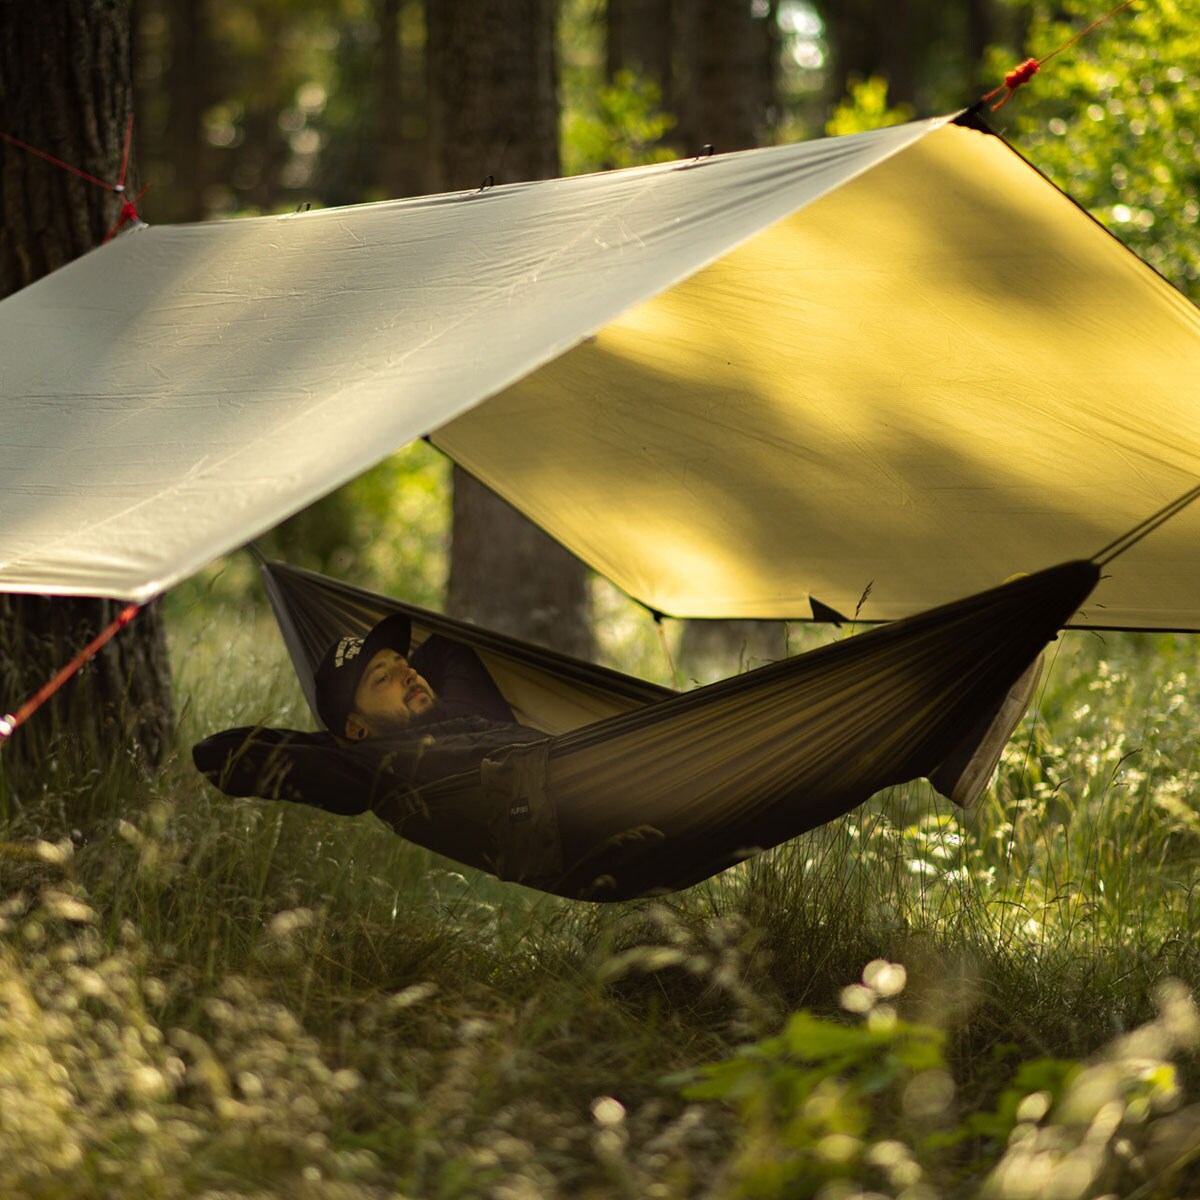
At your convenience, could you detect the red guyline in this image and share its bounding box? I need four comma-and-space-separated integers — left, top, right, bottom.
104, 183, 151, 243
0, 114, 144, 231
0, 605, 144, 746
0, 129, 117, 191
982, 0, 1138, 110
117, 113, 134, 190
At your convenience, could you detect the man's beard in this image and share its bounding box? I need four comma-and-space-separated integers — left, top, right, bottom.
370, 703, 437, 735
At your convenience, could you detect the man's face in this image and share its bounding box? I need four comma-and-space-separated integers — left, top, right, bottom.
347, 648, 436, 735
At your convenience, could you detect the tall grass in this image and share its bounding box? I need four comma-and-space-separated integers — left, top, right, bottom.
2, 587, 1200, 1197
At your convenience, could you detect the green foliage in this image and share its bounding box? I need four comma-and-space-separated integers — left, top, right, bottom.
825, 76, 915, 136
672, 969, 1200, 1198
562, 69, 678, 175
169, 439, 450, 629
679, 964, 945, 1197
990, 0, 1200, 299
259, 440, 450, 606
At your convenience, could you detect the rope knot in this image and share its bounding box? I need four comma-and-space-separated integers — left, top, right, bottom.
985, 56, 1041, 110
1005, 57, 1040, 89
104, 193, 148, 242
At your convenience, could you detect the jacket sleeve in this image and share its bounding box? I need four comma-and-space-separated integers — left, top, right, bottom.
411, 635, 517, 723
192, 727, 379, 815
193, 718, 546, 816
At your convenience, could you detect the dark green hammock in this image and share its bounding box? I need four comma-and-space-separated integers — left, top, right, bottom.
258, 554, 1099, 900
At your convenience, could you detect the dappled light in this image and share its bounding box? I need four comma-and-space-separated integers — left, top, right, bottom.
437, 121, 1200, 626
5, 0, 1200, 1195
6, 601, 1200, 1196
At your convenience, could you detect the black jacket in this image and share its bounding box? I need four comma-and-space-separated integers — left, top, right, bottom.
192, 636, 546, 816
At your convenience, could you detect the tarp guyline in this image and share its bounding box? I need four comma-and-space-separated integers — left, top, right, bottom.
255, 555, 1099, 901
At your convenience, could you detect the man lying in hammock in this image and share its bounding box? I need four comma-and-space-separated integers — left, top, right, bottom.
193, 613, 547, 815
195, 605, 1042, 819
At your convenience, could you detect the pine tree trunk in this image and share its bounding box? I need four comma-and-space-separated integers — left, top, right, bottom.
668, 0, 787, 675
0, 0, 173, 794
814, 0, 923, 110
427, 0, 594, 658
675, 0, 760, 153
378, 0, 406, 194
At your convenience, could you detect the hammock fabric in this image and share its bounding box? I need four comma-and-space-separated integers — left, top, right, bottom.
256, 556, 1099, 901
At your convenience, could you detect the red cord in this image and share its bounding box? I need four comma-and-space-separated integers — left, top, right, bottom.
0, 115, 144, 236
103, 187, 149, 242
0, 605, 143, 746
980, 0, 1138, 111
0, 129, 116, 191
985, 57, 1040, 110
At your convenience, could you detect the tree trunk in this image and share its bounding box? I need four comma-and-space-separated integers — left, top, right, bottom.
675, 0, 761, 153
0, 0, 173, 793
163, 0, 210, 222
661, 0, 787, 676
815, 0, 951, 111
378, 0, 406, 194
962, 0, 995, 96
427, 0, 594, 658
606, 0, 673, 99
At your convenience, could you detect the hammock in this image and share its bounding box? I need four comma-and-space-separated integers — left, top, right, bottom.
257, 555, 1100, 901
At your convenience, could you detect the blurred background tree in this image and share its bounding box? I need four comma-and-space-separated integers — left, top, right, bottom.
427, 0, 596, 659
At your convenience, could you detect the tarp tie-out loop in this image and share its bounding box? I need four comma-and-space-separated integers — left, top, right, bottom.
981, 0, 1138, 110
103, 187, 150, 243
0, 113, 144, 241
0, 604, 144, 748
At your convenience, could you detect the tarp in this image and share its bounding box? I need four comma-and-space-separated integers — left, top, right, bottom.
1, 112, 1198, 626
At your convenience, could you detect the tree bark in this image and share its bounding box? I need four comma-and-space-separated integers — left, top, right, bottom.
0, 0, 173, 790
378, 0, 405, 194
813, 0, 976, 111
427, 0, 594, 658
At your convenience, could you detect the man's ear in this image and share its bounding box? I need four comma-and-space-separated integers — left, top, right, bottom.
344, 712, 370, 741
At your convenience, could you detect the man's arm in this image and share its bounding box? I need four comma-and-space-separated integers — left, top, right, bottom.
194, 717, 548, 815
193, 727, 386, 815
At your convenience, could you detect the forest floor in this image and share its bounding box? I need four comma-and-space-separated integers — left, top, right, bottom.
3, 585, 1200, 1199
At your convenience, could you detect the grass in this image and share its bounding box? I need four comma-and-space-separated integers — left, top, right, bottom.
3, 586, 1200, 1197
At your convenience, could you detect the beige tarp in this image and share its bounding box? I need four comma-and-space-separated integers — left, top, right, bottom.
1, 114, 1198, 626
